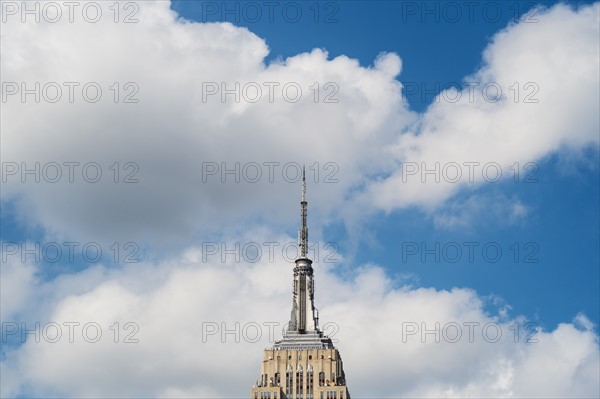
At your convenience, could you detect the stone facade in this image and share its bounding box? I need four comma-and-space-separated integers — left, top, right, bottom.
250, 348, 349, 399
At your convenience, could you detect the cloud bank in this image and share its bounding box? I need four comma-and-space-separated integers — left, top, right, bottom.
1, 235, 598, 397
2, 1, 597, 250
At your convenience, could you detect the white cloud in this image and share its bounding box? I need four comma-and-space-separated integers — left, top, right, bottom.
364, 2, 599, 212
432, 193, 530, 230
1, 240, 598, 398
0, 254, 37, 320
2, 1, 597, 248
0, 0, 414, 250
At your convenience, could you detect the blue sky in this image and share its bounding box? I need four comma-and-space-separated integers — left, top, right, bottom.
1, 1, 599, 397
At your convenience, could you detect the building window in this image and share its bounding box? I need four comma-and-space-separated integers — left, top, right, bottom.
286, 367, 293, 399
296, 366, 303, 398
307, 366, 314, 399
275, 372, 281, 386
319, 372, 325, 386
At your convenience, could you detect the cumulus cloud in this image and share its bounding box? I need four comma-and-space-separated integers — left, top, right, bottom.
1, 238, 598, 397
0, 255, 36, 320
365, 2, 599, 212
0, 0, 413, 251
2, 1, 597, 250
432, 193, 530, 230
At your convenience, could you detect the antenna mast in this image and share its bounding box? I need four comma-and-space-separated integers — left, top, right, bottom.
300, 165, 308, 258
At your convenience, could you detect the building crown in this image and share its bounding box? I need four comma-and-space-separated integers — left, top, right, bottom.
273, 166, 334, 350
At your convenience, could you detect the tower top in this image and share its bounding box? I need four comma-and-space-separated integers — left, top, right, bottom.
299, 165, 308, 259
273, 170, 333, 347
302, 165, 306, 202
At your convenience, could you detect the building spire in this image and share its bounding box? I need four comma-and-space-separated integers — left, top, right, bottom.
252, 167, 348, 395
300, 165, 308, 258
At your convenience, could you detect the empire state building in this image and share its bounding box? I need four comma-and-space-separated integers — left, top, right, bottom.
251, 168, 351, 399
